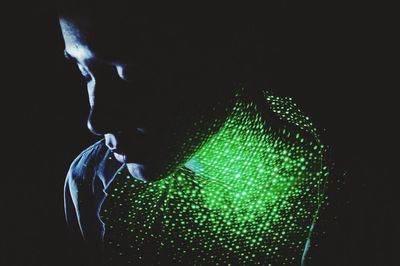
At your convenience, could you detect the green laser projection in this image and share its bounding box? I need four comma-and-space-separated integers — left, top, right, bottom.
100, 89, 329, 265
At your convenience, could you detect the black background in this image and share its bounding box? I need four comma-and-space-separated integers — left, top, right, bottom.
3, 1, 397, 265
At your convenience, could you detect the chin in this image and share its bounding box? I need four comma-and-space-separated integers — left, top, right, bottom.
113, 152, 148, 165
126, 163, 166, 182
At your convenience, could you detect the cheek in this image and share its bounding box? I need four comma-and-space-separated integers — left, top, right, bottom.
117, 77, 235, 131
87, 82, 96, 107
132, 91, 235, 178
154, 110, 221, 176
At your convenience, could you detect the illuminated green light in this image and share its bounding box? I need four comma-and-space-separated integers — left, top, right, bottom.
100, 89, 329, 265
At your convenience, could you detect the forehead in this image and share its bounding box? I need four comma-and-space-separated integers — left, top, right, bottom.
59, 14, 234, 68
59, 14, 216, 64
59, 15, 155, 64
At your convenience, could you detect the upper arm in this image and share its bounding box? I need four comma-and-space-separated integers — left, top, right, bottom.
63, 140, 110, 244
64, 174, 76, 226
64, 174, 82, 237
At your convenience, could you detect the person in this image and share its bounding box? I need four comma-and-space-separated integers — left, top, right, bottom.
58, 1, 330, 265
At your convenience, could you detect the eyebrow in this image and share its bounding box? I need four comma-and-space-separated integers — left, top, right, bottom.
63, 49, 101, 69
64, 50, 78, 63
64, 48, 134, 70
63, 43, 99, 65
64, 50, 70, 59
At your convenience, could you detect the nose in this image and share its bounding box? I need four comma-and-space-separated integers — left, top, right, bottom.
86, 73, 127, 135
86, 71, 153, 136
87, 105, 123, 136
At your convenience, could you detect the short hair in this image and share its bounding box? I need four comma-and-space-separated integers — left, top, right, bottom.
57, 1, 287, 87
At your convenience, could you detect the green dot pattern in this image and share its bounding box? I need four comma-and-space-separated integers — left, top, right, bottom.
100, 89, 329, 265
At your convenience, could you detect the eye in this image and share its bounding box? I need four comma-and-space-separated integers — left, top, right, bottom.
116, 65, 135, 82
63, 51, 93, 82
76, 63, 93, 82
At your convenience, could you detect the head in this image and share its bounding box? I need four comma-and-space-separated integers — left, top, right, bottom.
58, 1, 282, 181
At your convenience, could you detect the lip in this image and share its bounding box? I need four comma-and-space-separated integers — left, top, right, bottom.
109, 148, 125, 154
104, 130, 158, 164
105, 130, 146, 152
113, 152, 128, 164
114, 152, 153, 165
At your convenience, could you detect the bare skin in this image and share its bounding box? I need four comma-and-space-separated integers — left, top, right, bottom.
60, 16, 236, 182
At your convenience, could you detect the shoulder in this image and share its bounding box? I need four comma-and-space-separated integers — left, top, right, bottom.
64, 139, 114, 239
67, 139, 109, 185
245, 88, 324, 144
263, 91, 319, 137
66, 139, 123, 195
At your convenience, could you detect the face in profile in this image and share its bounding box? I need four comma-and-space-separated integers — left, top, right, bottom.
59, 9, 239, 181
